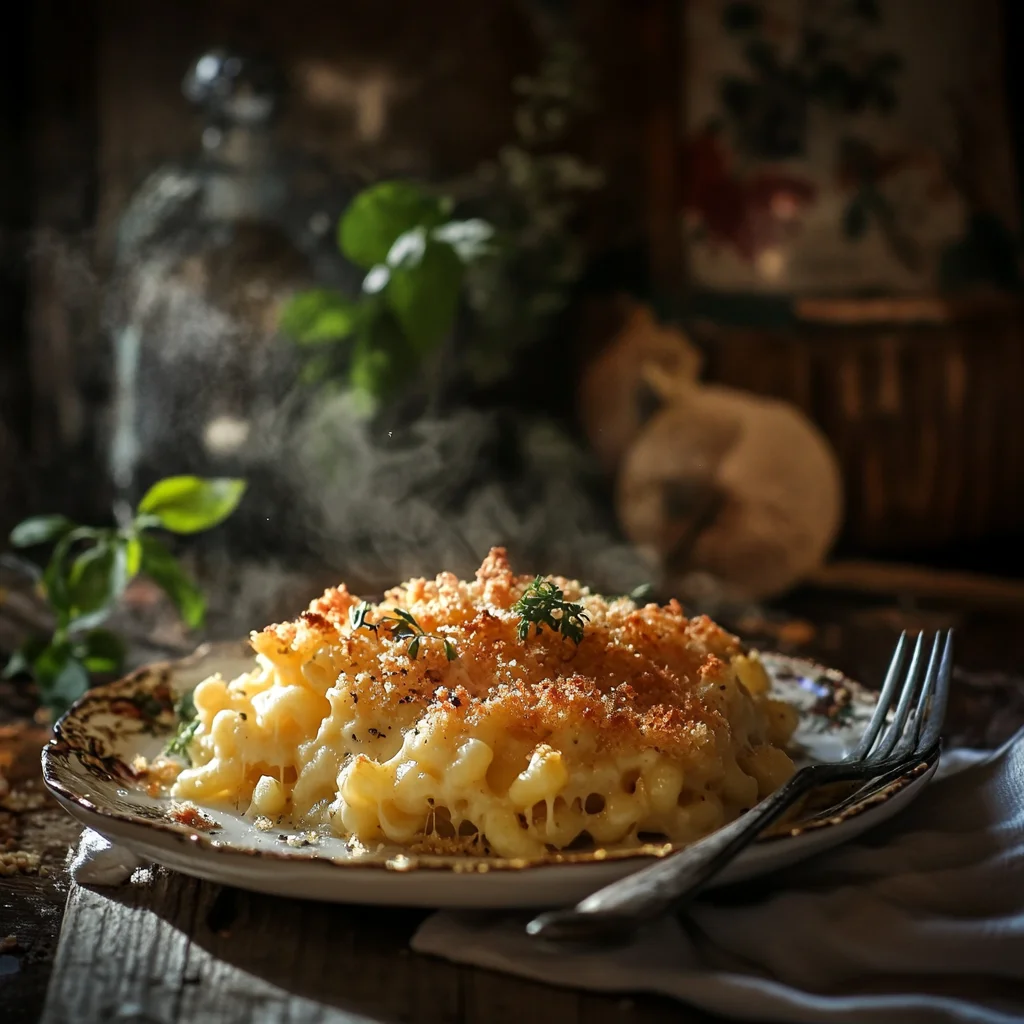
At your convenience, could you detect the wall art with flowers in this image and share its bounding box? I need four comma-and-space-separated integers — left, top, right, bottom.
682, 0, 1020, 297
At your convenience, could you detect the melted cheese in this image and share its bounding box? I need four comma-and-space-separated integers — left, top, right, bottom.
169, 548, 798, 857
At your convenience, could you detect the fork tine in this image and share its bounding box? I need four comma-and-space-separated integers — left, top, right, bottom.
850, 631, 908, 761
918, 630, 954, 753
870, 631, 926, 761
891, 632, 942, 760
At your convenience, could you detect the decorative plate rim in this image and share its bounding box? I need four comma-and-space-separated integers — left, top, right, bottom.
41, 642, 934, 874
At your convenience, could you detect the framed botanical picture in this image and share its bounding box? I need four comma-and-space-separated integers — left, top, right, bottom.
680, 0, 1020, 299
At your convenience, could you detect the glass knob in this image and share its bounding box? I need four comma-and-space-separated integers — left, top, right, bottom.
182, 49, 282, 125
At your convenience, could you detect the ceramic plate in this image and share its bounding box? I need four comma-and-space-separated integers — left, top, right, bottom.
42, 643, 937, 908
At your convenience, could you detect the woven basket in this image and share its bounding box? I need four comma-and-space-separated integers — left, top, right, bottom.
694, 295, 1024, 552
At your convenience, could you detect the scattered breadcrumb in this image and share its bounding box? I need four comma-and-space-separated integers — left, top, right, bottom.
0, 850, 41, 876
284, 832, 320, 848
253, 816, 274, 831
133, 755, 182, 797
168, 803, 218, 832
1, 788, 48, 813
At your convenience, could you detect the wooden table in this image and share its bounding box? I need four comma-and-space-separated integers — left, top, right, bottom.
4, 577, 1024, 1024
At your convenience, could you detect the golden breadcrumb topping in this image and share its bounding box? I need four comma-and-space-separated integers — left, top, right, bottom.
171, 548, 798, 858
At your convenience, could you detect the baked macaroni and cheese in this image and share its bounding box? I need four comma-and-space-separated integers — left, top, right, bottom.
165, 548, 798, 858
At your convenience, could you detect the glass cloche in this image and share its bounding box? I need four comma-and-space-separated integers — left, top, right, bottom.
107, 49, 362, 566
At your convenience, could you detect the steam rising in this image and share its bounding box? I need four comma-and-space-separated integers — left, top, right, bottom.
104, 222, 655, 633
13, 226, 758, 643
282, 393, 657, 597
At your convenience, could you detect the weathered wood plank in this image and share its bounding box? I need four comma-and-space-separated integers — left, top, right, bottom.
0, 721, 83, 1024
0, 872, 71, 1024
44, 875, 381, 1024
41, 867, 723, 1024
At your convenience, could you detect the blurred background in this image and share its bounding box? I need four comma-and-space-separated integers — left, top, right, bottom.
2, 0, 1024, 681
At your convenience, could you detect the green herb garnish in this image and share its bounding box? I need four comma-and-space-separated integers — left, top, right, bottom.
512, 577, 589, 645
349, 601, 458, 661
4, 476, 246, 717
348, 600, 376, 633
165, 691, 201, 763
278, 181, 494, 405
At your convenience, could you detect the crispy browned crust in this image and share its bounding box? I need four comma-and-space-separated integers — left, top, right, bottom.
246, 548, 763, 766
168, 803, 218, 832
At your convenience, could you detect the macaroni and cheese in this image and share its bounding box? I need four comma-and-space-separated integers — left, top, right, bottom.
168, 548, 798, 858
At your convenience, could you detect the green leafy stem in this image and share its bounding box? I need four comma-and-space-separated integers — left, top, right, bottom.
3, 476, 246, 715
512, 576, 589, 645
279, 181, 494, 404
349, 600, 458, 662
165, 690, 201, 764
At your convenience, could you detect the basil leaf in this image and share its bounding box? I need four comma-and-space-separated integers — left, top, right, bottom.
4, 635, 51, 680
67, 540, 128, 619
31, 641, 70, 685
9, 514, 73, 548
41, 657, 91, 716
42, 526, 102, 618
361, 264, 390, 295
386, 227, 428, 269
140, 534, 205, 629
279, 290, 357, 345
68, 608, 120, 633
339, 182, 446, 269
137, 476, 246, 535
431, 219, 495, 262
32, 642, 91, 712
124, 536, 143, 578
385, 239, 462, 353
76, 629, 125, 674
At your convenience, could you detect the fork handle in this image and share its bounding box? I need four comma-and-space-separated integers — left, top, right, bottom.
528, 757, 910, 944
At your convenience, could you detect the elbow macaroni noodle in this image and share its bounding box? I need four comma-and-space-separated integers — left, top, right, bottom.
169, 549, 799, 858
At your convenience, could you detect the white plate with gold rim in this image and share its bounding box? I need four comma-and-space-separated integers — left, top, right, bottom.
41, 642, 937, 908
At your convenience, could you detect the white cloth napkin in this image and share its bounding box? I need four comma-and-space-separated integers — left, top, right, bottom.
412, 734, 1024, 1024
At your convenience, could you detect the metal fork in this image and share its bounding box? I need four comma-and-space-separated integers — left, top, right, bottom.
527, 630, 953, 944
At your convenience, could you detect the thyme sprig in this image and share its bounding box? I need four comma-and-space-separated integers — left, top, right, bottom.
349, 601, 458, 661
512, 577, 589, 645
165, 690, 201, 763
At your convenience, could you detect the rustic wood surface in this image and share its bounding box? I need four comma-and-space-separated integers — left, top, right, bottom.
42, 873, 690, 1024
0, 722, 82, 1024
3, 580, 1024, 1023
